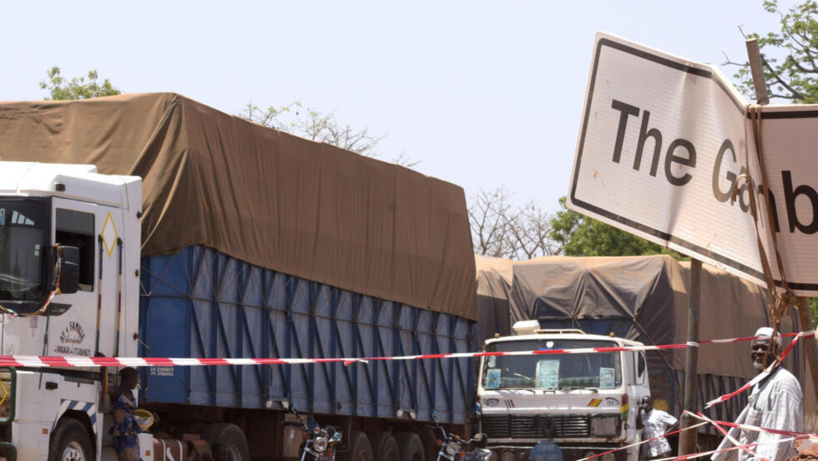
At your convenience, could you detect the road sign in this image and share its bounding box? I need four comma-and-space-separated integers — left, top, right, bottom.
568, 32, 818, 296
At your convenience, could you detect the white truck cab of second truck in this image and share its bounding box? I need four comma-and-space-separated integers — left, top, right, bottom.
477, 321, 651, 461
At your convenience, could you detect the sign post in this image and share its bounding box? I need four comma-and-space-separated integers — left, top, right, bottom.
569, 32, 818, 297
746, 37, 818, 405
570, 32, 818, 447
678, 258, 700, 455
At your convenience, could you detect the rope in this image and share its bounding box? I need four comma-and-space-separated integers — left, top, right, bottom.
737, 103, 795, 365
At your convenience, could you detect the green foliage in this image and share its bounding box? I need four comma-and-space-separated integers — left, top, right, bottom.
732, 0, 818, 103
550, 197, 685, 259
39, 67, 121, 100
810, 297, 818, 327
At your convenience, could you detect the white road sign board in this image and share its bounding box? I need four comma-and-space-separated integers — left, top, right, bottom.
568, 32, 818, 296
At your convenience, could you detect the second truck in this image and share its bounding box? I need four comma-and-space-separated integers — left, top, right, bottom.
477, 321, 650, 461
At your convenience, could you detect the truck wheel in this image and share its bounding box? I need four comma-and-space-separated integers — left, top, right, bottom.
394, 432, 425, 461
49, 418, 94, 461
340, 431, 373, 461
415, 428, 438, 461
202, 423, 251, 461
368, 431, 399, 461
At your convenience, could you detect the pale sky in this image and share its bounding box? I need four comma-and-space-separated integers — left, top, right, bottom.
0, 1, 796, 214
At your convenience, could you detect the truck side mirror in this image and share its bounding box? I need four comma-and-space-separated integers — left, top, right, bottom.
58, 246, 80, 294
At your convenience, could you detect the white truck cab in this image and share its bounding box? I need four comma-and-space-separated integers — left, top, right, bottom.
477, 321, 650, 461
0, 161, 142, 460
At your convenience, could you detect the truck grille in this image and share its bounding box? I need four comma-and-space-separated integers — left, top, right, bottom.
482, 414, 591, 439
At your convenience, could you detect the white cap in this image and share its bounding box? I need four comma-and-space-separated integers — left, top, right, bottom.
755, 327, 781, 346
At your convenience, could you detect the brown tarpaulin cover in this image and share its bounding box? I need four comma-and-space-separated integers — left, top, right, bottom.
0, 93, 477, 320
475, 255, 517, 342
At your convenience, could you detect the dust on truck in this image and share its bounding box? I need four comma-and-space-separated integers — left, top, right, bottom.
0, 93, 478, 460
477, 321, 650, 461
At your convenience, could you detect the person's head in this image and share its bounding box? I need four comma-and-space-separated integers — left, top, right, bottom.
641, 395, 653, 412
120, 367, 139, 390
751, 327, 781, 371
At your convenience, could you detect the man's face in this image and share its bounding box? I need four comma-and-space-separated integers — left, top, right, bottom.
641, 397, 653, 412
751, 338, 775, 370
122, 372, 139, 390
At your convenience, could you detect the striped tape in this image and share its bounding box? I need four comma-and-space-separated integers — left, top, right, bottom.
704, 332, 802, 408
580, 411, 817, 461
0, 331, 806, 370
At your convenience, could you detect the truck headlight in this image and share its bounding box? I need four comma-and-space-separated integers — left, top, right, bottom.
444, 442, 460, 456
313, 436, 328, 452
590, 415, 620, 437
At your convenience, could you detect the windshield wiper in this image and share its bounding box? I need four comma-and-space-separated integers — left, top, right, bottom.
558, 386, 596, 391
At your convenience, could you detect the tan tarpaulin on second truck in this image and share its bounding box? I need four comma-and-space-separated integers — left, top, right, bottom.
0, 93, 477, 320
475, 254, 814, 429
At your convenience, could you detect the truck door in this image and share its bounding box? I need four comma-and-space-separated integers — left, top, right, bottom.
47, 197, 125, 359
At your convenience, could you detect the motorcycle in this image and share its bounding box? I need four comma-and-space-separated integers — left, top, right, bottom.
282, 405, 343, 460
431, 412, 491, 461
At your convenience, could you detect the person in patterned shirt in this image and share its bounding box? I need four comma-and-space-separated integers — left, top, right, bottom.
109, 367, 142, 461
639, 396, 677, 460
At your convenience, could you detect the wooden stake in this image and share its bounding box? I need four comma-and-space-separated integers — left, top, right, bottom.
678, 259, 701, 455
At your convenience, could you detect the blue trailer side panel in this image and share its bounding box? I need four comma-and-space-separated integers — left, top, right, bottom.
139, 246, 474, 424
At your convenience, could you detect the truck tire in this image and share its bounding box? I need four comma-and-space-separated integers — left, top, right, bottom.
340, 431, 373, 461
415, 427, 438, 461
394, 432, 425, 461
368, 431, 399, 461
202, 423, 251, 461
49, 418, 94, 461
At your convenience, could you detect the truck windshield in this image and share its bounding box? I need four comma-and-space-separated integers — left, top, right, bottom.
482, 339, 622, 390
0, 200, 49, 312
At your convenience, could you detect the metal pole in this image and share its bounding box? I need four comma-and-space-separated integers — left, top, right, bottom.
678, 259, 702, 455
746, 37, 818, 403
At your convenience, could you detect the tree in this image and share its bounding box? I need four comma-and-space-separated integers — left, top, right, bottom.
726, 0, 818, 103
40, 67, 121, 100
239, 101, 419, 168
468, 186, 557, 260
549, 197, 683, 258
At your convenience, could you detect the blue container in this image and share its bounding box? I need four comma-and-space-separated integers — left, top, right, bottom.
138, 246, 475, 424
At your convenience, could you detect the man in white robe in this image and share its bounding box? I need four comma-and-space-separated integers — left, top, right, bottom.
711, 327, 803, 461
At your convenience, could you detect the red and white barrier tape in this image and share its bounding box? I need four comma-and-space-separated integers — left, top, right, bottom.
581, 411, 816, 461
704, 332, 802, 408
577, 422, 708, 461
0, 331, 807, 370
687, 411, 818, 441
690, 411, 770, 461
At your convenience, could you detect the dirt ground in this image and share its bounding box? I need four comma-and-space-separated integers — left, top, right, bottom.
786, 439, 818, 461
